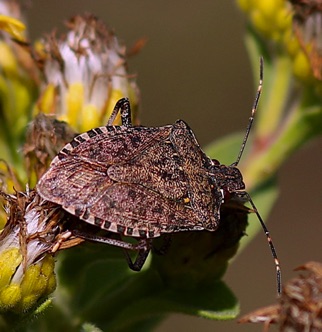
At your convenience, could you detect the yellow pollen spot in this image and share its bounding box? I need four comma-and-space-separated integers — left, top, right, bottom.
183, 197, 190, 204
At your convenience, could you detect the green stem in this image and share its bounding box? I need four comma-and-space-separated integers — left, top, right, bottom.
242, 103, 322, 189
255, 55, 293, 140
244, 27, 293, 143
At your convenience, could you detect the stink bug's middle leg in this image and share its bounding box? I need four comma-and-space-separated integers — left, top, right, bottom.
122, 246, 151, 271
107, 98, 132, 127
71, 228, 151, 271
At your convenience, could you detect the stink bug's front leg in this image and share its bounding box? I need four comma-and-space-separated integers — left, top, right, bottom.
107, 98, 132, 127
71, 228, 151, 271
235, 191, 281, 294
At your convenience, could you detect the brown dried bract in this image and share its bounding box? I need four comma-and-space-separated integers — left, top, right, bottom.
238, 304, 280, 332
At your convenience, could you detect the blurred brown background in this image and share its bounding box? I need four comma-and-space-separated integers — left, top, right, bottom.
27, 1, 322, 331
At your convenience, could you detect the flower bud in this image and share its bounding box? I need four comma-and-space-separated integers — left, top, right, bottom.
0, 191, 57, 314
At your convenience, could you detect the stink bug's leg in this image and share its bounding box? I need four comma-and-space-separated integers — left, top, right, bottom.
107, 98, 132, 127
231, 57, 263, 167
72, 229, 144, 250
237, 191, 282, 295
123, 246, 151, 271
71, 229, 151, 271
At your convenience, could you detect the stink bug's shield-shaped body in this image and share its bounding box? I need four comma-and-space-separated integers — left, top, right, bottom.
38, 116, 228, 236
37, 58, 281, 292
36, 103, 244, 266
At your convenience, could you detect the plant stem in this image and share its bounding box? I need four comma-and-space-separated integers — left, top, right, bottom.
255, 55, 293, 141
242, 103, 322, 189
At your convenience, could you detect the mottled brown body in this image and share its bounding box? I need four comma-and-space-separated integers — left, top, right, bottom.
37, 116, 241, 239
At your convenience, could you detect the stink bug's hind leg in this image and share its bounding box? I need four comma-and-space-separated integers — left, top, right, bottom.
107, 98, 132, 127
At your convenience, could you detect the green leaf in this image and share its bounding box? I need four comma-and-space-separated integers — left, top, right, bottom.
81, 322, 103, 332
45, 235, 239, 331
104, 279, 238, 331
204, 132, 244, 165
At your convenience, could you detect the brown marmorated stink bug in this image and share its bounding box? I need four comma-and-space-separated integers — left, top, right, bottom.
37, 57, 281, 293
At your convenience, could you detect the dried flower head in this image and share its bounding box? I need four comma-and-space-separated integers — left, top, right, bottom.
0, 189, 68, 313
34, 14, 140, 132
23, 114, 75, 182
239, 261, 322, 331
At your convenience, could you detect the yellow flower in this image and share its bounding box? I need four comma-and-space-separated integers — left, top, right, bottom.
0, 14, 25, 41
0, 4, 38, 187
289, 1, 322, 81
237, 0, 322, 85
237, 0, 291, 41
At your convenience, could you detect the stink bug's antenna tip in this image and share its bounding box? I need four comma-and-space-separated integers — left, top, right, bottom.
232, 57, 263, 167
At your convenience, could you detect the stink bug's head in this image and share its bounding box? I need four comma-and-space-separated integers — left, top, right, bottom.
210, 162, 245, 194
